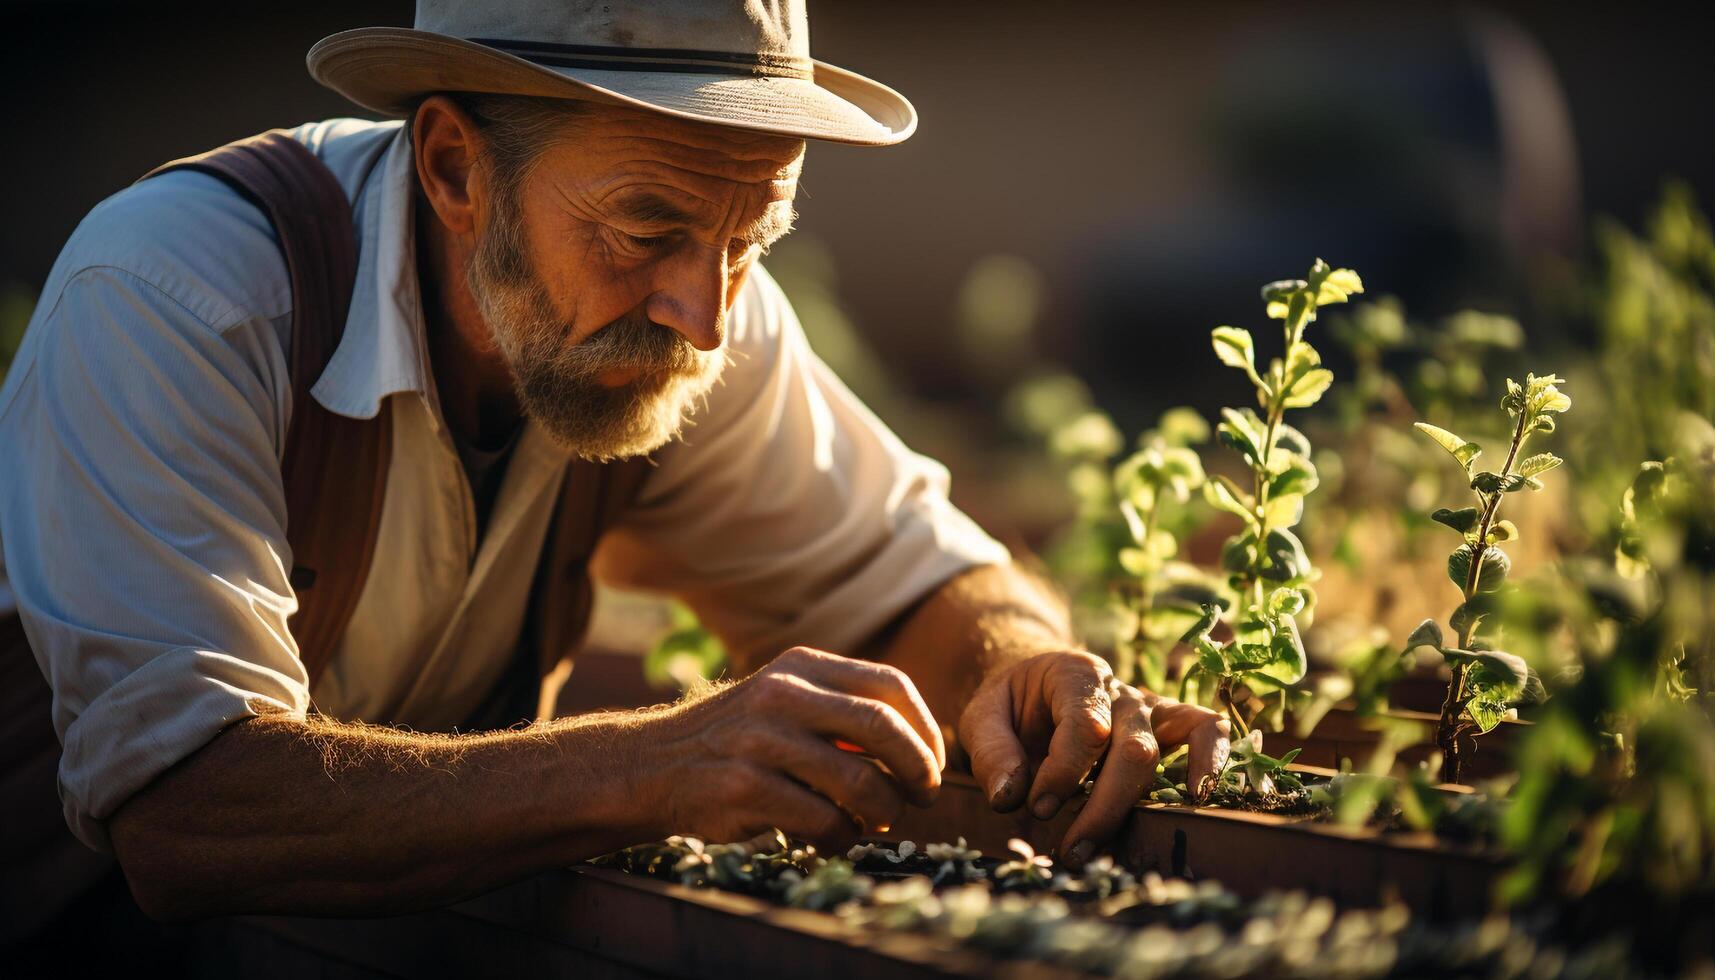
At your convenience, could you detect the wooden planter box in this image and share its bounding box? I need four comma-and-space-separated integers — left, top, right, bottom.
217, 866, 1063, 980
195, 769, 1504, 976
1268, 705, 1530, 783
891, 770, 1506, 920
1114, 796, 1503, 919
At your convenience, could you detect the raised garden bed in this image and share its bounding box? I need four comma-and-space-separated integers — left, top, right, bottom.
219, 865, 1020, 980
888, 769, 1505, 919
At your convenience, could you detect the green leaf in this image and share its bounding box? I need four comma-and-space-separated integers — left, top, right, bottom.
1414, 422, 1482, 471
1466, 698, 1511, 734
1115, 465, 1157, 515
1261, 528, 1309, 581
1050, 411, 1123, 461
1284, 291, 1314, 331
1516, 453, 1562, 478
1229, 643, 1275, 669
1447, 546, 1511, 592
1148, 528, 1178, 561
1216, 408, 1267, 467
1266, 454, 1319, 499
1140, 602, 1208, 641
1195, 637, 1227, 675
1274, 424, 1313, 459
1261, 278, 1307, 306
1404, 618, 1443, 653
1211, 327, 1262, 386
1156, 407, 1211, 447
1261, 491, 1303, 530
1317, 267, 1364, 304
1118, 547, 1154, 577
1258, 617, 1308, 684
1203, 474, 1256, 524
1157, 447, 1206, 500
1485, 520, 1519, 544
1268, 587, 1306, 618
1178, 604, 1220, 645
1449, 600, 1488, 637
1220, 529, 1258, 573
1430, 507, 1480, 533
1281, 340, 1321, 386
1470, 472, 1540, 494
1447, 648, 1530, 694
1282, 367, 1335, 409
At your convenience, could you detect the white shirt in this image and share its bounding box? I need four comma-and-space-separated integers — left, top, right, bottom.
0, 118, 1009, 850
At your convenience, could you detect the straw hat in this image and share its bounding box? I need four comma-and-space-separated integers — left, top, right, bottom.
308, 0, 916, 146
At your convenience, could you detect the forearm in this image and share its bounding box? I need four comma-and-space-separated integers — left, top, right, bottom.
109, 705, 663, 920
872, 562, 1074, 760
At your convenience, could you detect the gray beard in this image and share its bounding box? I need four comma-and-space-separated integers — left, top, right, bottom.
464, 189, 724, 462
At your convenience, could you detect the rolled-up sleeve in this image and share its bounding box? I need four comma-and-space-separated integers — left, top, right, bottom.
0, 265, 309, 851
591, 265, 1011, 668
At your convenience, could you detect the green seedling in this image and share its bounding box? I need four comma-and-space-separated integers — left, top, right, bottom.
1149, 732, 1310, 812
1109, 408, 1213, 690
1181, 259, 1364, 737
1408, 373, 1568, 783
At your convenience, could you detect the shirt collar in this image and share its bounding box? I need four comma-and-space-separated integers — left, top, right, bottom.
309, 123, 436, 420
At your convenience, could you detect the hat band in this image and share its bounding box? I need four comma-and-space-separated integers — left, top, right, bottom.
471, 38, 814, 81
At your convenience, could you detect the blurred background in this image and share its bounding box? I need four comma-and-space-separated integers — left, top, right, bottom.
2, 0, 1711, 610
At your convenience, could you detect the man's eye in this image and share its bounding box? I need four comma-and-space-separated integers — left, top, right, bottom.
623, 232, 667, 251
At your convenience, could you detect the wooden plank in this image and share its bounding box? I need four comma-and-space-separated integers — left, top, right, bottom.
228, 867, 1015, 980
1116, 804, 1504, 917
229, 904, 666, 979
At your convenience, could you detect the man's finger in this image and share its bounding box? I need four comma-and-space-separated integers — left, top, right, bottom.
766, 728, 906, 835
774, 647, 947, 772
765, 673, 941, 807
747, 767, 864, 853
1059, 692, 1157, 867
957, 677, 1031, 812
1024, 655, 1113, 821
1149, 698, 1223, 746
1152, 701, 1230, 801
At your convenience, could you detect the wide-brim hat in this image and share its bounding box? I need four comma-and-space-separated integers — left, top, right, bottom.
308, 0, 916, 146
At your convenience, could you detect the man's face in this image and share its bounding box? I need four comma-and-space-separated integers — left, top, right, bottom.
466, 104, 806, 460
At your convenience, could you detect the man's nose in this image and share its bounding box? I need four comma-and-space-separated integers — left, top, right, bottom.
643, 243, 729, 352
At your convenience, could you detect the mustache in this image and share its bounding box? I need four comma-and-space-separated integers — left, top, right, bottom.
544, 309, 712, 380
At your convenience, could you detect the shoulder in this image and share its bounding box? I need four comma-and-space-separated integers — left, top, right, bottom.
45, 118, 400, 335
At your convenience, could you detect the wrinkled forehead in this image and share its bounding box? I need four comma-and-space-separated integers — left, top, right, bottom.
547, 103, 805, 217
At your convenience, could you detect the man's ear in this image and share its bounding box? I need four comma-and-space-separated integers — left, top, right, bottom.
413, 95, 484, 239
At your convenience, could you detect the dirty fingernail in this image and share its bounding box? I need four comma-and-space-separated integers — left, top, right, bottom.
1067, 839, 1095, 868
1031, 793, 1061, 820
989, 774, 1016, 807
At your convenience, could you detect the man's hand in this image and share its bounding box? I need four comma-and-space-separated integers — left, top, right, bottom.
957, 651, 1230, 867
643, 647, 946, 851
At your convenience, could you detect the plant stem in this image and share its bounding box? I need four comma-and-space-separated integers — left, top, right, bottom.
1249, 399, 1287, 608
1135, 501, 1164, 689
1437, 410, 1532, 783
1219, 677, 1252, 740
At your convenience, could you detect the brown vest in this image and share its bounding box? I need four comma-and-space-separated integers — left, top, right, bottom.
0, 130, 648, 940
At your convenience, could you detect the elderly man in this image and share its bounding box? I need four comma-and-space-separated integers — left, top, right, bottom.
0, 0, 1227, 927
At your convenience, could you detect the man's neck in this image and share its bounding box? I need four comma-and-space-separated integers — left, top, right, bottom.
414, 193, 525, 451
